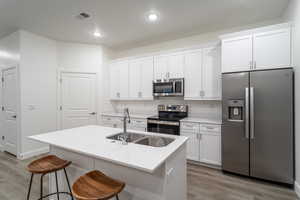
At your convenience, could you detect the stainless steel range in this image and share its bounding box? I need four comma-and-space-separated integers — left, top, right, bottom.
147, 105, 188, 135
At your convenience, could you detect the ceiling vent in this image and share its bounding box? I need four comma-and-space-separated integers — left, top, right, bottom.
76, 12, 90, 20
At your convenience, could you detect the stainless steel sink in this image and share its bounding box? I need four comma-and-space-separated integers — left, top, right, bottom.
106, 132, 175, 147
134, 136, 175, 147
106, 132, 146, 143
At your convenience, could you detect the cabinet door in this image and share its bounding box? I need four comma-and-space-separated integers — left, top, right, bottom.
118, 61, 129, 99
109, 63, 120, 99
168, 52, 185, 78
222, 35, 253, 73
129, 60, 141, 99
199, 132, 221, 165
154, 55, 168, 80
202, 47, 221, 100
140, 57, 154, 100
181, 131, 200, 161
253, 28, 291, 70
184, 50, 202, 99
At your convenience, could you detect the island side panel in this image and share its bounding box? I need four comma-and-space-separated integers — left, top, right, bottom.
164, 143, 187, 200
49, 145, 170, 200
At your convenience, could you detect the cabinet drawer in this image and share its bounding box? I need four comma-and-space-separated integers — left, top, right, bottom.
181, 122, 200, 133
131, 119, 147, 127
102, 116, 122, 124
200, 124, 220, 133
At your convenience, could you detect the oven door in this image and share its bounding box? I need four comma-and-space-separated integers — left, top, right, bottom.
147, 120, 180, 135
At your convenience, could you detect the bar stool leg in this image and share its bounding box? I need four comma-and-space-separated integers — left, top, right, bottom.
55, 172, 60, 200
116, 194, 120, 200
26, 173, 34, 200
40, 174, 45, 200
63, 168, 74, 200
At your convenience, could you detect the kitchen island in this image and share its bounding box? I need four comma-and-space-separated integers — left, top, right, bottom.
29, 125, 188, 200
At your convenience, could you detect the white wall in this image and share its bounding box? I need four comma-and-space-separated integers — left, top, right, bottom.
282, 0, 300, 196
0, 31, 20, 151
19, 30, 58, 158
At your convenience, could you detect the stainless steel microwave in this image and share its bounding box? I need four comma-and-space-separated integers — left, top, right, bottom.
153, 78, 184, 97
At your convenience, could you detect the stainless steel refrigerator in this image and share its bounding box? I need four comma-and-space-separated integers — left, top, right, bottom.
222, 68, 294, 185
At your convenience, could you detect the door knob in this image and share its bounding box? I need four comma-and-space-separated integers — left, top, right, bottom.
12, 115, 17, 119
89, 112, 97, 115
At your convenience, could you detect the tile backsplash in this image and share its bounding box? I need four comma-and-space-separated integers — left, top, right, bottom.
102, 97, 221, 119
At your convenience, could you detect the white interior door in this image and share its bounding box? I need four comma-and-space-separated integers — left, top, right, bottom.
61, 72, 97, 129
2, 67, 18, 155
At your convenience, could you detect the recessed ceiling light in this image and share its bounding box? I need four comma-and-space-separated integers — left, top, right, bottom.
93, 31, 102, 38
146, 12, 159, 23
148, 13, 158, 21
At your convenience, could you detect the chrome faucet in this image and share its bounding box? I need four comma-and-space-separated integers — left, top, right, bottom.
123, 108, 131, 133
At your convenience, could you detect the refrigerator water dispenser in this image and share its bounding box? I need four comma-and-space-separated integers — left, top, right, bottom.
228, 100, 244, 121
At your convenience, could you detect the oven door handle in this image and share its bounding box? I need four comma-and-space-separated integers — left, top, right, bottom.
147, 120, 180, 126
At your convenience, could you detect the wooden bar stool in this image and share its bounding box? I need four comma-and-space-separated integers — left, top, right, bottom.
26, 155, 74, 200
72, 170, 125, 200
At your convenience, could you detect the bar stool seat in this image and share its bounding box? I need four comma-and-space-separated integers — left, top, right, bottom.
72, 170, 125, 200
27, 155, 71, 174
26, 155, 74, 200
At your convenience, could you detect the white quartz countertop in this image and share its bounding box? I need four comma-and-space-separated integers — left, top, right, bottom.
102, 113, 152, 119
180, 117, 222, 124
29, 125, 188, 173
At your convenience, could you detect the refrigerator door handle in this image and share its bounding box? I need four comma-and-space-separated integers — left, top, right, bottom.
250, 87, 255, 139
245, 88, 249, 139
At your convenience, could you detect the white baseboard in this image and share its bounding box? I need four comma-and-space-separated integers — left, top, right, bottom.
18, 147, 50, 160
295, 181, 300, 198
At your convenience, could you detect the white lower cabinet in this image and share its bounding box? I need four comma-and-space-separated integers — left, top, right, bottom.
181, 131, 200, 161
181, 122, 221, 166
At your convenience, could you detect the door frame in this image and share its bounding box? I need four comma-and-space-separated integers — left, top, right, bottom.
0, 66, 21, 158
57, 68, 98, 130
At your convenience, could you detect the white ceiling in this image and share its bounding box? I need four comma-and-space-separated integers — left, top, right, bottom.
0, 0, 290, 50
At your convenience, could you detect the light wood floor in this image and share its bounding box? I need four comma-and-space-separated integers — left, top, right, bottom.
0, 151, 298, 200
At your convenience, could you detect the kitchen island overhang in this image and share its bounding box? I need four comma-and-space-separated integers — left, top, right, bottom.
29, 125, 188, 200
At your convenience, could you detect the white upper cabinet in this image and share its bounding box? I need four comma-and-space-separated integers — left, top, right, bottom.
253, 28, 291, 70
154, 52, 184, 80
184, 46, 221, 100
222, 35, 253, 73
184, 49, 203, 99
109, 60, 129, 100
202, 47, 221, 99
221, 23, 292, 73
110, 63, 121, 100
168, 52, 185, 78
128, 60, 140, 99
128, 56, 154, 100
154, 55, 168, 80
140, 57, 154, 99
119, 61, 129, 99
